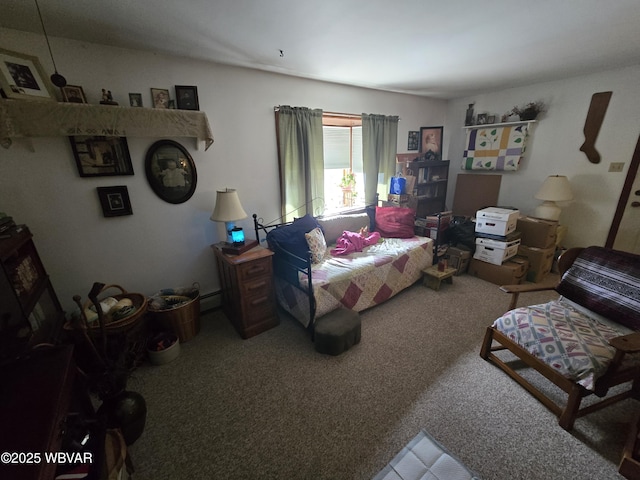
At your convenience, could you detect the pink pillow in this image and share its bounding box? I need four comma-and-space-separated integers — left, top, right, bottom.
375, 206, 415, 238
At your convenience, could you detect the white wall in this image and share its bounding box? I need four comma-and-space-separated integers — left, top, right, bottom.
444, 65, 640, 248
0, 28, 447, 313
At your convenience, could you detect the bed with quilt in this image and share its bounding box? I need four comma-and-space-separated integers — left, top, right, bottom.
253, 207, 433, 330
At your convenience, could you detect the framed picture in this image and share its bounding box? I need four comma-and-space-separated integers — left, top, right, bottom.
175, 85, 199, 111
61, 85, 87, 103
419, 126, 443, 161
0, 48, 55, 101
145, 139, 197, 204
69, 136, 134, 177
150, 88, 170, 108
407, 131, 419, 151
129, 93, 143, 107
97, 186, 132, 217
477, 113, 488, 125
487, 115, 497, 124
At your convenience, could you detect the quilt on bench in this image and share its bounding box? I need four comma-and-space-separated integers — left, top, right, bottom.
276, 236, 432, 328
492, 298, 640, 391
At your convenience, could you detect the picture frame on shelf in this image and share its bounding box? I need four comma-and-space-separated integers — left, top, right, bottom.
476, 113, 488, 125
145, 139, 197, 204
97, 186, 133, 217
150, 88, 170, 108
419, 126, 443, 161
175, 85, 199, 111
61, 85, 87, 103
69, 135, 134, 177
0, 48, 55, 101
407, 131, 419, 151
129, 93, 143, 107
487, 115, 497, 124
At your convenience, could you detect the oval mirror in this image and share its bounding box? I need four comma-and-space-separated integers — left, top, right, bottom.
145, 140, 197, 204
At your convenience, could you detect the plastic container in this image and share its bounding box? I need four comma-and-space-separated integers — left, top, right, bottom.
147, 333, 180, 365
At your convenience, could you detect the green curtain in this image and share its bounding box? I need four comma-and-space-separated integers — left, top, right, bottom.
276, 106, 324, 221
362, 114, 399, 205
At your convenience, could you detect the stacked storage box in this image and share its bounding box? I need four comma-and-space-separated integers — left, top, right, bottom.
469, 207, 530, 285
515, 216, 558, 282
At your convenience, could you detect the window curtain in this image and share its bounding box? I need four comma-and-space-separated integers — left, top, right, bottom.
275, 106, 324, 221
361, 114, 399, 205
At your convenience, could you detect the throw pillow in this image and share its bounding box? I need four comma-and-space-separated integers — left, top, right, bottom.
305, 227, 327, 263
374, 206, 415, 238
266, 214, 320, 258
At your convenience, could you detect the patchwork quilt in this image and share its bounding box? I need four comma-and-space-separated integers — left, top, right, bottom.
462, 125, 529, 171
275, 236, 433, 328
493, 298, 640, 391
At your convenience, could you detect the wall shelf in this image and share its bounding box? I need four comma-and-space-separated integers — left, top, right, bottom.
463, 119, 537, 130
0, 100, 214, 151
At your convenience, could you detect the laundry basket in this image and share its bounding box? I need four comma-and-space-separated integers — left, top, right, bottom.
147, 284, 200, 342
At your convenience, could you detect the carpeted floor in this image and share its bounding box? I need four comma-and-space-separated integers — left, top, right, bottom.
127, 274, 636, 479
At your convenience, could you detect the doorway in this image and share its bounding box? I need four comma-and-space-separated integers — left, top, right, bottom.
606, 134, 640, 254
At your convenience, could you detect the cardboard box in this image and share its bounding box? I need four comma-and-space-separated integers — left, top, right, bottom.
473, 236, 521, 265
517, 216, 558, 248
468, 257, 529, 285
388, 194, 409, 204
475, 207, 519, 236
517, 245, 556, 283
447, 246, 472, 275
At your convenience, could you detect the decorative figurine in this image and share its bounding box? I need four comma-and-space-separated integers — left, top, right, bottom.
100, 88, 119, 105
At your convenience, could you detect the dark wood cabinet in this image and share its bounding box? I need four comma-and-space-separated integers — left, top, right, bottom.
0, 345, 76, 480
405, 159, 450, 218
213, 244, 279, 339
0, 227, 64, 358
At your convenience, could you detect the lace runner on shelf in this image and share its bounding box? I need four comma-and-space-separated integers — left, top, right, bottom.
0, 100, 214, 150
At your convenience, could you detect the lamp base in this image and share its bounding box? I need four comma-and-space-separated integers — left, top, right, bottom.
219, 239, 258, 256
533, 201, 561, 221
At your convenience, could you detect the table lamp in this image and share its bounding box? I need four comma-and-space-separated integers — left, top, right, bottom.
534, 175, 573, 221
210, 188, 247, 245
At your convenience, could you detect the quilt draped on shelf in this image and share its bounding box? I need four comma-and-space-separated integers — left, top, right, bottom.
462, 124, 529, 171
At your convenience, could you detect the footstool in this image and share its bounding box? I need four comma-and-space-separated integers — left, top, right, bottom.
422, 265, 456, 291
314, 308, 361, 356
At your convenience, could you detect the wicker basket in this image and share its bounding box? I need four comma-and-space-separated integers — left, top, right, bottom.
147, 292, 200, 343
67, 284, 148, 335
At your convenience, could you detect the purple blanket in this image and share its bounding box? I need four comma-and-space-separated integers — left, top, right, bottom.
330, 230, 381, 256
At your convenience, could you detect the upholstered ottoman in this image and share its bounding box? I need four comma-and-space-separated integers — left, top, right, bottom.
314, 308, 361, 355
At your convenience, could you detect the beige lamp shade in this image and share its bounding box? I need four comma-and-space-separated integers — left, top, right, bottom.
210, 188, 247, 222
534, 175, 573, 221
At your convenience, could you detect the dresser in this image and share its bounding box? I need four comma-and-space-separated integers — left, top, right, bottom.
212, 244, 278, 338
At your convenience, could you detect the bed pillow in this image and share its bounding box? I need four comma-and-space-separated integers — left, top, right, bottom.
318, 213, 370, 245
305, 227, 327, 263
375, 206, 415, 238
266, 214, 320, 258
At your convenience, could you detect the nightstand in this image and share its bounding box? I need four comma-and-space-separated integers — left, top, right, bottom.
212, 244, 279, 339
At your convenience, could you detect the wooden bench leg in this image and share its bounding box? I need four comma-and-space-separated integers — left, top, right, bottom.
559, 384, 583, 430
479, 327, 494, 360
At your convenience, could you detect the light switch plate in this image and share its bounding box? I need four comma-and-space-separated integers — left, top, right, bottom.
609, 162, 625, 172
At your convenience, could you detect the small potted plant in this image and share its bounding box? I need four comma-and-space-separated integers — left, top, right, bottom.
509, 101, 546, 121
339, 170, 356, 191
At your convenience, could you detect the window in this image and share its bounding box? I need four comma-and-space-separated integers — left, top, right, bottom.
322, 113, 363, 214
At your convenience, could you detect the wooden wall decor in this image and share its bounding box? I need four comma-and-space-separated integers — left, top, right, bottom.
579, 91, 612, 164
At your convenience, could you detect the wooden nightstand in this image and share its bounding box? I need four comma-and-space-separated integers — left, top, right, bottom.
212, 244, 279, 339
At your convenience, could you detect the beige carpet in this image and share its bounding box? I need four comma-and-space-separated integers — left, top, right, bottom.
127, 274, 637, 479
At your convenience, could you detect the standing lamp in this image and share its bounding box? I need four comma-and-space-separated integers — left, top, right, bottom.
534, 175, 573, 221
210, 188, 257, 255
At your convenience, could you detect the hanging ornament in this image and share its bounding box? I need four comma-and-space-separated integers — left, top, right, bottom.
35, 0, 67, 88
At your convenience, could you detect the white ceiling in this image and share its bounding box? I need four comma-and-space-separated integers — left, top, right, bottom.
2, 0, 640, 99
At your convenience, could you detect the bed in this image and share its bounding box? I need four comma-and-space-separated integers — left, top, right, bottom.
253, 207, 433, 330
